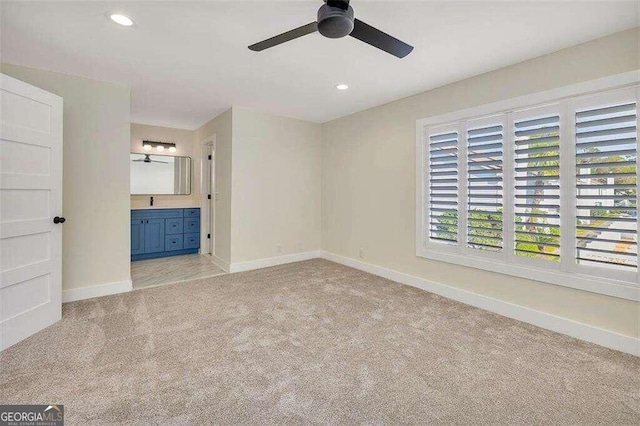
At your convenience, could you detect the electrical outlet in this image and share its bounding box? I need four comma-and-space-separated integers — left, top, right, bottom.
277, 244, 282, 254
359, 248, 364, 259
297, 242, 303, 251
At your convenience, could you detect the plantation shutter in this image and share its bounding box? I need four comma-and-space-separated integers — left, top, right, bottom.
466, 122, 504, 251
513, 112, 561, 261
574, 101, 637, 270
418, 85, 640, 297
428, 129, 459, 245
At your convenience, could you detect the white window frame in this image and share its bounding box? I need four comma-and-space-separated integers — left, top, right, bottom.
415, 71, 640, 301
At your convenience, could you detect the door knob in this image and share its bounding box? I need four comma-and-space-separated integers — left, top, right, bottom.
53, 216, 66, 224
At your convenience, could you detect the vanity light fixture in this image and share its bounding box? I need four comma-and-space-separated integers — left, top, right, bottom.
142, 140, 177, 154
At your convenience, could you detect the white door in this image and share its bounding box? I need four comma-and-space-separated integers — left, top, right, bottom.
200, 140, 215, 255
0, 73, 63, 351
209, 148, 215, 255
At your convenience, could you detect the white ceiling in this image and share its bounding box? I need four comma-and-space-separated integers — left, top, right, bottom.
1, 1, 637, 129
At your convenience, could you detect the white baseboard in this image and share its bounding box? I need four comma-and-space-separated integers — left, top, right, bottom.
229, 250, 322, 273
320, 251, 639, 357
62, 279, 132, 303
208, 254, 230, 272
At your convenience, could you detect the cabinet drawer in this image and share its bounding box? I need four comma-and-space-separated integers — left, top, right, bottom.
165, 235, 183, 251
132, 209, 183, 220
185, 208, 200, 218
184, 233, 200, 249
165, 218, 183, 235
184, 217, 200, 233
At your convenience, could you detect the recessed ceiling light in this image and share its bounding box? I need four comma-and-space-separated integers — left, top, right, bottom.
335, 84, 349, 90
110, 14, 134, 27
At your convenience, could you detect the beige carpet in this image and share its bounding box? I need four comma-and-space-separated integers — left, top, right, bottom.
1, 259, 638, 424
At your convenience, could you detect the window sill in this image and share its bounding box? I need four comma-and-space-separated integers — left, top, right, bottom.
416, 247, 639, 301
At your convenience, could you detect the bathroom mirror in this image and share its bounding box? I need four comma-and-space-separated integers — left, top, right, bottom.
130, 153, 192, 195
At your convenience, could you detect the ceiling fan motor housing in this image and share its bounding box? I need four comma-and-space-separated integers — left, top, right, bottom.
317, 4, 354, 38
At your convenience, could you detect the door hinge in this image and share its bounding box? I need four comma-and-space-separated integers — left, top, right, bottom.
207, 194, 212, 200
208, 154, 212, 160
207, 234, 211, 239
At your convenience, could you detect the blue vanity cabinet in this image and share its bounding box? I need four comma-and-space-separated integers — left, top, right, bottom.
131, 208, 200, 261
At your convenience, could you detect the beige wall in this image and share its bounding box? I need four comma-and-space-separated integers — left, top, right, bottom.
194, 107, 322, 265
1, 63, 131, 291
195, 109, 233, 264
130, 123, 199, 209
231, 108, 322, 263
321, 28, 640, 338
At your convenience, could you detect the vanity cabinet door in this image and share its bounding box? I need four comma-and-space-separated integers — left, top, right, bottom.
131, 219, 145, 255
144, 219, 165, 254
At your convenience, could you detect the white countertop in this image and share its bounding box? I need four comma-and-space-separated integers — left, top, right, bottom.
132, 205, 200, 210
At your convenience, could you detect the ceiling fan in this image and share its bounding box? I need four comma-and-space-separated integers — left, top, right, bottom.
248, 0, 413, 58
132, 154, 168, 164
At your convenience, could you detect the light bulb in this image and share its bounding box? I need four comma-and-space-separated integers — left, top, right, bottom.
169, 146, 176, 153
143, 144, 152, 151
156, 145, 164, 152
110, 14, 134, 27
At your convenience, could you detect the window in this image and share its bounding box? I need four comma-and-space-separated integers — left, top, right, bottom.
417, 79, 639, 301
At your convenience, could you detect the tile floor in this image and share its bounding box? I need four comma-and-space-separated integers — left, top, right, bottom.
131, 254, 226, 289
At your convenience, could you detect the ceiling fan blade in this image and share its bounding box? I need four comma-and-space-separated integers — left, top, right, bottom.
349, 18, 413, 58
249, 22, 318, 51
